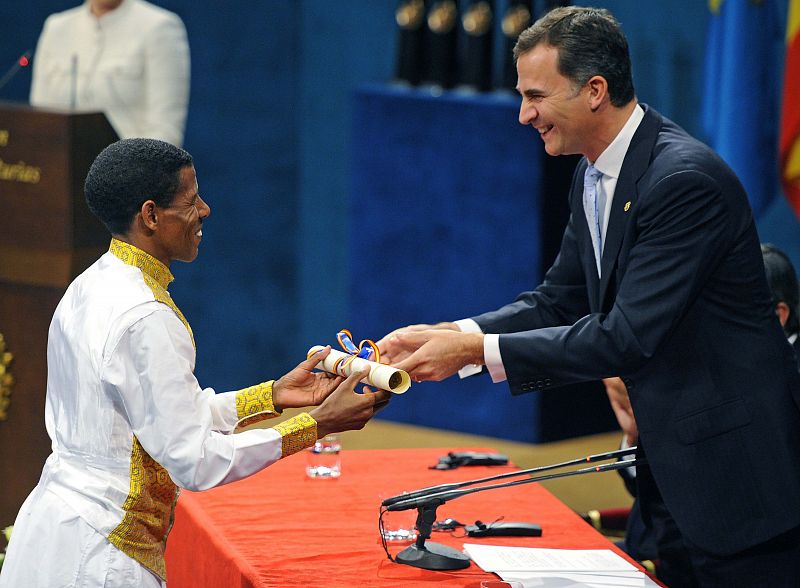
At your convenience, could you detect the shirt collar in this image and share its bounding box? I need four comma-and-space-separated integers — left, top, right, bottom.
592, 104, 645, 180
109, 238, 174, 290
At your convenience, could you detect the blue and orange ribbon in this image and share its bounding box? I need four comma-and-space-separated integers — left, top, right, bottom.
333, 329, 380, 375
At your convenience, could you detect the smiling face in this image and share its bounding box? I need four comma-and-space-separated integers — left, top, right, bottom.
516, 44, 593, 158
152, 165, 210, 266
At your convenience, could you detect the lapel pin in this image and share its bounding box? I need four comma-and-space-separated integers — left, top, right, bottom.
624, 201, 631, 212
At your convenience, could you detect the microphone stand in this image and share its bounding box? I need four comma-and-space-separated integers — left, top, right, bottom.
381, 446, 636, 508
381, 458, 640, 571
396, 500, 471, 570
0, 51, 32, 93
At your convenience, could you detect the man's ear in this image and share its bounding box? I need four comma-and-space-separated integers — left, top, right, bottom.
776, 301, 790, 328
140, 200, 158, 231
586, 75, 609, 112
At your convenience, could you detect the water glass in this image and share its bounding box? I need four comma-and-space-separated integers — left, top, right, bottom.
306, 434, 341, 478
379, 492, 418, 542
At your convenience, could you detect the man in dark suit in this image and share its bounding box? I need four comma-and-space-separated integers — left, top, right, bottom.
603, 243, 800, 575
379, 6, 800, 586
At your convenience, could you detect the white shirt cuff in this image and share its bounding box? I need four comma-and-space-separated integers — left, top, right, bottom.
454, 320, 507, 382
483, 334, 507, 383
620, 434, 637, 477
455, 319, 483, 379
454, 318, 481, 333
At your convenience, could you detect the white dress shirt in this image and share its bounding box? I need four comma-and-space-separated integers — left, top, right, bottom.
459, 105, 645, 382
30, 0, 190, 146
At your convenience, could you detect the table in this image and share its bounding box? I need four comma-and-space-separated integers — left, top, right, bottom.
165, 447, 643, 587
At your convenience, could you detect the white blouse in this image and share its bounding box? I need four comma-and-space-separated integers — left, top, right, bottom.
30, 0, 190, 146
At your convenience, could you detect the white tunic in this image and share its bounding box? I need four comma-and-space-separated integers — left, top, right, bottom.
30, 0, 190, 146
0, 241, 317, 586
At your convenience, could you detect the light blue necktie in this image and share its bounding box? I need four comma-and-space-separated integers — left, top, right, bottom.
583, 164, 604, 276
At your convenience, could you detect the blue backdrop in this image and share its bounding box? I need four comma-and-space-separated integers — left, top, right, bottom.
1, 1, 796, 439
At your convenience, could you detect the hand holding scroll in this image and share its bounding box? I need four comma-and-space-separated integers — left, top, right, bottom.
376, 321, 460, 365
310, 368, 391, 438
273, 346, 343, 411
389, 329, 485, 382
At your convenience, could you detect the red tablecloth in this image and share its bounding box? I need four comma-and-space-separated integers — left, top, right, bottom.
165, 447, 640, 587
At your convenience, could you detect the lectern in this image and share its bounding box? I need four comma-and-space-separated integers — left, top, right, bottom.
0, 103, 117, 526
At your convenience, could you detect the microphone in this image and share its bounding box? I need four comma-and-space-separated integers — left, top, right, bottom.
380, 449, 641, 572
386, 460, 637, 511
381, 446, 636, 508
0, 51, 32, 93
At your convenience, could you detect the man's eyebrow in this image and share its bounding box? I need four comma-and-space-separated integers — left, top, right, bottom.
518, 87, 544, 99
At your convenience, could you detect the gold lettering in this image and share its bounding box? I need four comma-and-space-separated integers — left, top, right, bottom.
0, 130, 8, 147
0, 158, 41, 184
0, 334, 12, 422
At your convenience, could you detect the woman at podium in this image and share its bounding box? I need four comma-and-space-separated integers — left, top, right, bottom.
29, 0, 190, 147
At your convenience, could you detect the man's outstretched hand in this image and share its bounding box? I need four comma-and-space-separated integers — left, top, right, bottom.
376, 322, 459, 365
272, 346, 342, 411
389, 329, 484, 382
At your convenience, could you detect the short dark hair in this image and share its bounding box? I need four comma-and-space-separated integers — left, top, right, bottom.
513, 6, 635, 107
85, 138, 194, 235
762, 243, 800, 336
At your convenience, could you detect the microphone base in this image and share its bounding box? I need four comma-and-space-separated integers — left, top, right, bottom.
395, 541, 471, 570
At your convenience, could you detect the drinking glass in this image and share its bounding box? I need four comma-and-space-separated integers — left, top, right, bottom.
305, 434, 341, 478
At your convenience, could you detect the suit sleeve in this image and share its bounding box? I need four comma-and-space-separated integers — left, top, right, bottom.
499, 169, 735, 394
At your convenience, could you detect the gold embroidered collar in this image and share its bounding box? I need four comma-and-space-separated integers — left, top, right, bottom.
109, 238, 174, 290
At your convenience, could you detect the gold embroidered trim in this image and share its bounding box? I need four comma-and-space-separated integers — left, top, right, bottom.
109, 238, 173, 289
107, 437, 178, 581
234, 381, 280, 431
273, 413, 318, 457
107, 238, 191, 581
236, 380, 278, 419
109, 239, 194, 346
0, 334, 13, 421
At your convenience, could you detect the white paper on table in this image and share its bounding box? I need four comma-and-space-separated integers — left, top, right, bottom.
462, 544, 638, 573
307, 346, 411, 394
499, 571, 660, 588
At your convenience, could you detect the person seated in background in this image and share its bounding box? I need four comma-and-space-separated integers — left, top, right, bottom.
601, 376, 657, 564
30, 0, 190, 146
762, 243, 800, 357
602, 242, 800, 569
0, 138, 390, 588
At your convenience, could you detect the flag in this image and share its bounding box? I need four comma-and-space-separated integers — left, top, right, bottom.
781, 0, 800, 218
702, 0, 785, 218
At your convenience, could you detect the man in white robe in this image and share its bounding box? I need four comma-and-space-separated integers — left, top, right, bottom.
0, 138, 390, 587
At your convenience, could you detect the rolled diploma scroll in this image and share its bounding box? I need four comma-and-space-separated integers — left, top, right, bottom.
307, 345, 411, 394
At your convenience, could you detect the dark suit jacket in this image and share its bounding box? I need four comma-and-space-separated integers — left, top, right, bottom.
472, 106, 800, 556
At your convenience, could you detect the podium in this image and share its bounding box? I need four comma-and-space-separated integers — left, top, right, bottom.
0, 103, 117, 526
